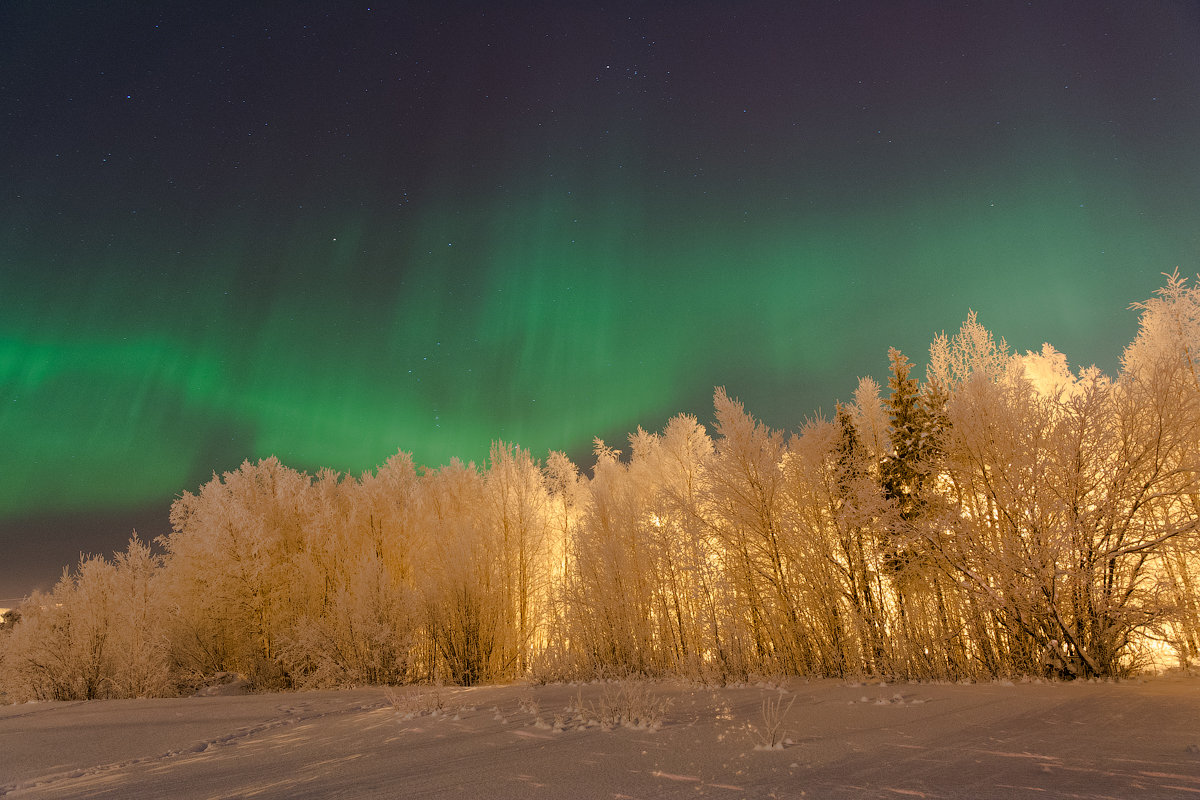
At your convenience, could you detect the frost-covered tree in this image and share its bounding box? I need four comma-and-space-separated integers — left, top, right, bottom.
565, 439, 659, 673
275, 461, 419, 688
880, 348, 949, 561
420, 459, 509, 685
161, 457, 316, 688
4, 273, 1199, 695
0, 536, 169, 701
778, 414, 862, 675
708, 388, 815, 673
627, 415, 737, 677
533, 449, 583, 677
877, 347, 962, 674
1, 557, 117, 700
829, 402, 892, 671
925, 288, 1200, 677
106, 536, 172, 697
485, 442, 555, 673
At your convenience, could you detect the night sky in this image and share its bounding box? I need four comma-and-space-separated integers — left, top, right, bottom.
2, 2, 1198, 600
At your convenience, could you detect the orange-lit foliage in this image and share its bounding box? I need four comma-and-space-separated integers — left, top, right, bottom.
3, 275, 1198, 699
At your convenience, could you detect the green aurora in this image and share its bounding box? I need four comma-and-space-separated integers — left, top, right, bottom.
4, 152, 1190, 517
1, 2, 1198, 596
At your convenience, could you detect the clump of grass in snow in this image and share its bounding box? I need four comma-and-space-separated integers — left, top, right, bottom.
516, 692, 557, 729
384, 687, 445, 720
752, 691, 796, 750
517, 693, 541, 718
572, 680, 671, 731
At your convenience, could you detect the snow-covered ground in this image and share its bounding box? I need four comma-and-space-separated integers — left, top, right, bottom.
2, 675, 1199, 798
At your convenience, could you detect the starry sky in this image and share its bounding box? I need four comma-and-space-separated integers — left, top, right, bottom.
2, 1, 1198, 600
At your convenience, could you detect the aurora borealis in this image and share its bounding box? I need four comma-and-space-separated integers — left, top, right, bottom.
2, 2, 1199, 599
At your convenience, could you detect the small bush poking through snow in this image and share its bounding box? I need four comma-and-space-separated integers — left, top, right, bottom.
752, 691, 796, 750
385, 686, 444, 719
568, 680, 671, 731
517, 693, 541, 718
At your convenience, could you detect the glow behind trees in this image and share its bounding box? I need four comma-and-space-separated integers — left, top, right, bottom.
3, 275, 1197, 697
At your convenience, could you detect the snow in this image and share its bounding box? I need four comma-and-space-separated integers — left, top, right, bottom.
2, 676, 1199, 798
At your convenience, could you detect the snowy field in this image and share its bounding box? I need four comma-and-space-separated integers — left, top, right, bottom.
2, 675, 1199, 799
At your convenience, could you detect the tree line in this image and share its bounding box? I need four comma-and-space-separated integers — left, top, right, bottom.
3, 273, 1198, 700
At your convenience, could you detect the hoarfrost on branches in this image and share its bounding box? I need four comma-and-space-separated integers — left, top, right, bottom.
4, 274, 1200, 700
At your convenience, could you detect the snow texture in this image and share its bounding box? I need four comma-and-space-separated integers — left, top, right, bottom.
2, 676, 1199, 798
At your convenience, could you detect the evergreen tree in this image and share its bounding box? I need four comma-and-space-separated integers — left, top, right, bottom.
879, 348, 948, 570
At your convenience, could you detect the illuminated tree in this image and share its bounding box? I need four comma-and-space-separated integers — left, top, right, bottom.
419, 459, 510, 685
708, 387, 816, 673
484, 441, 554, 673
106, 535, 172, 697
880, 348, 949, 565
926, 288, 1200, 677
778, 414, 858, 675
627, 415, 736, 677
4, 273, 1199, 692
161, 457, 316, 688
534, 449, 583, 676
1, 558, 116, 700
831, 402, 891, 671
275, 461, 419, 688
565, 439, 660, 673
0, 536, 169, 700
877, 347, 963, 675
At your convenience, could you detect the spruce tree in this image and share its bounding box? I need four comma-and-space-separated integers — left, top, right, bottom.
880, 348, 948, 570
